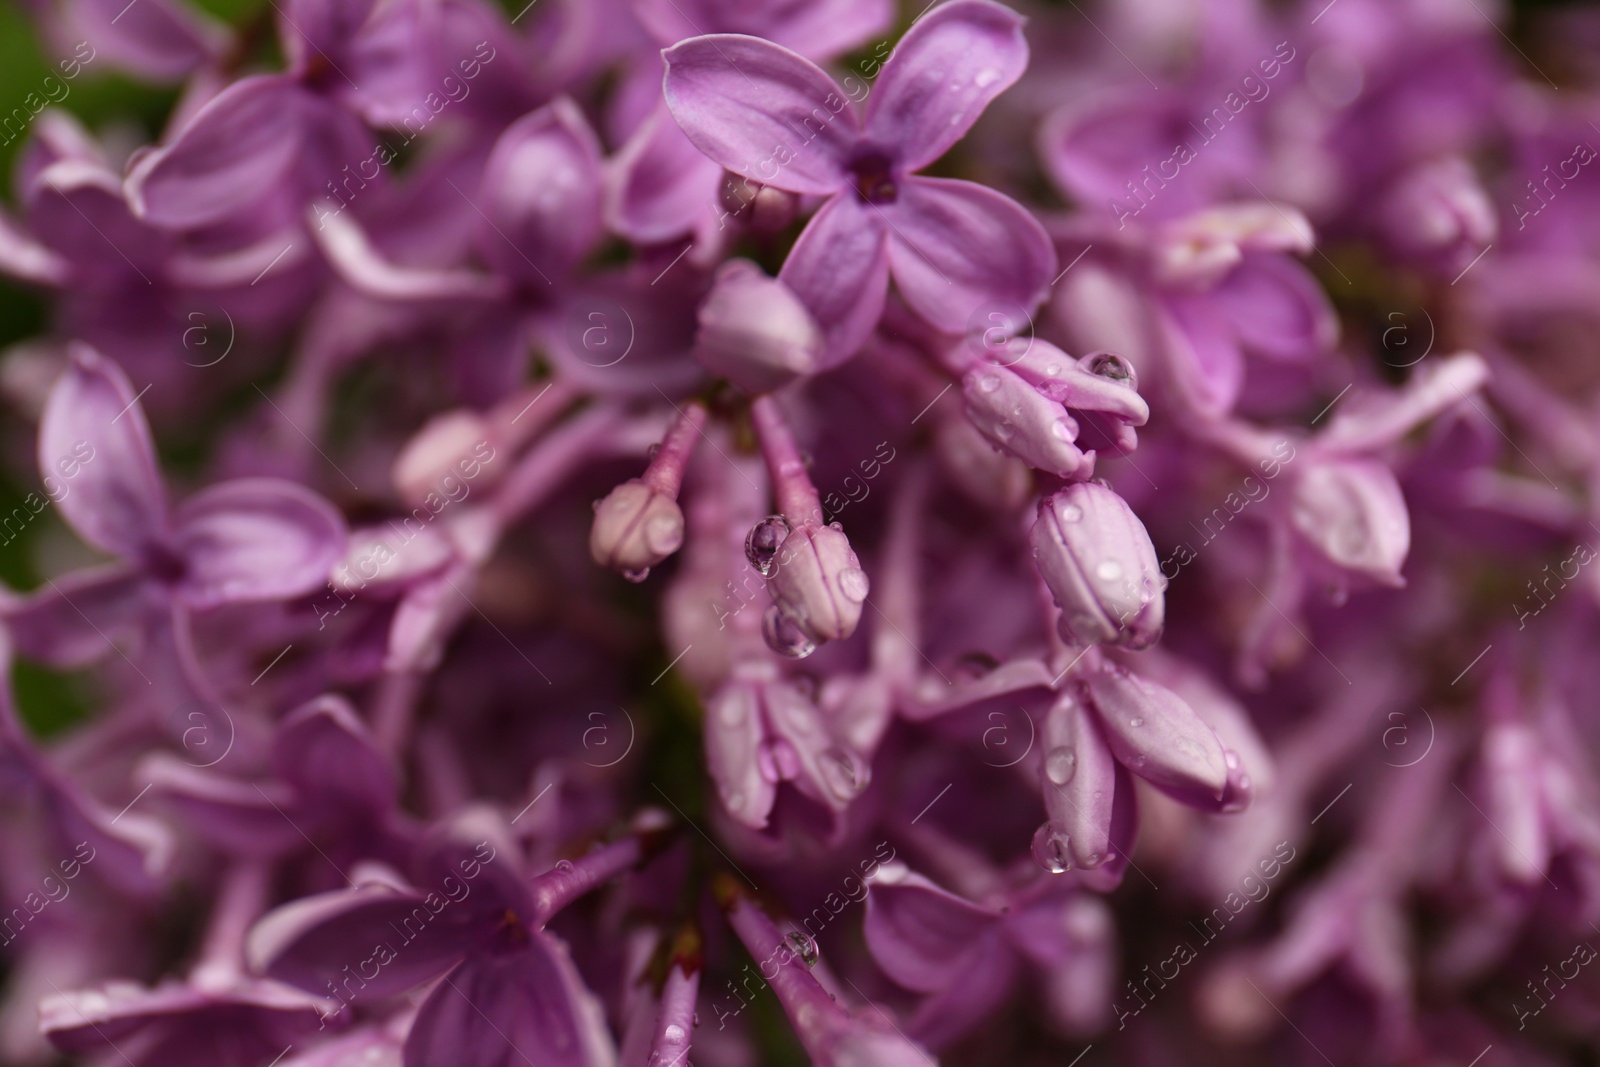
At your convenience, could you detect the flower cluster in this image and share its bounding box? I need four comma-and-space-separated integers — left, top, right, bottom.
0, 0, 1595, 1064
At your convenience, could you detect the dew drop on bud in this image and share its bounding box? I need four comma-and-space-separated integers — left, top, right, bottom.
745, 516, 791, 576
622, 566, 650, 583
819, 745, 866, 799
1045, 747, 1077, 785
1061, 504, 1083, 522
837, 567, 870, 603
647, 442, 661, 460
1082, 351, 1136, 389
762, 605, 816, 658
1031, 822, 1073, 874
786, 930, 820, 966
554, 859, 575, 872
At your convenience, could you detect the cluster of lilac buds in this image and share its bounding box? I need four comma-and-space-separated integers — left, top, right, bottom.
1, 0, 1599, 1064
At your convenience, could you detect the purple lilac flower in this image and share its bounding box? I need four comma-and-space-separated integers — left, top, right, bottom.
3, 0, 1600, 1064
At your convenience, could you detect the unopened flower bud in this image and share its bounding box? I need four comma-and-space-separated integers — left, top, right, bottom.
1378, 157, 1495, 274
768, 522, 869, 645
1030, 482, 1164, 648
590, 402, 706, 581
392, 410, 497, 507
588, 479, 685, 581
964, 341, 1148, 478
693, 261, 820, 394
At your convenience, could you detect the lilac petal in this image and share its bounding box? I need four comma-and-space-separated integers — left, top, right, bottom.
1288, 458, 1411, 586
313, 209, 506, 303
476, 98, 604, 282
61, 0, 223, 80
763, 680, 869, 812
705, 681, 775, 828
662, 34, 857, 196
1210, 255, 1337, 362
1006, 894, 1116, 1036
633, 0, 892, 59
140, 754, 306, 855
900, 656, 1054, 721
902, 941, 1019, 1048
862, 868, 1001, 993
1157, 293, 1245, 419
410, 805, 529, 920
126, 75, 308, 229
963, 364, 1091, 478
604, 105, 723, 244
3, 566, 153, 667
171, 479, 346, 609
1482, 722, 1550, 885
778, 193, 889, 366
0, 207, 68, 285
403, 936, 616, 1067
885, 177, 1055, 334
1081, 663, 1230, 806
278, 0, 377, 67
248, 884, 478, 1000
37, 763, 175, 895
41, 977, 327, 1053
1040, 687, 1123, 870
272, 695, 394, 820
1317, 353, 1489, 455
863, 0, 1027, 172
40, 344, 167, 559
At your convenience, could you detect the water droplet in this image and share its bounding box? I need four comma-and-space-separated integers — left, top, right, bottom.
1082, 850, 1103, 867
622, 566, 650, 583
786, 930, 820, 966
1060, 504, 1083, 522
762, 605, 816, 658
1051, 419, 1075, 441
828, 521, 843, 531
664, 1023, 688, 1043
1045, 362, 1062, 377
693, 1013, 700, 1027
1096, 560, 1123, 582
1128, 717, 1144, 728
1046, 747, 1077, 785
745, 516, 791, 576
1132, 754, 1147, 768
554, 859, 575, 872
838, 567, 870, 603
819, 745, 867, 799
1082, 351, 1136, 389
1031, 822, 1073, 874
647, 442, 662, 460
1224, 750, 1240, 770
975, 67, 1001, 88
977, 374, 1002, 393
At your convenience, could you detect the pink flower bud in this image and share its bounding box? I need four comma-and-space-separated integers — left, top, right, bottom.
693, 261, 820, 394
1029, 482, 1164, 648
768, 522, 869, 645
392, 410, 497, 508
588, 479, 686, 580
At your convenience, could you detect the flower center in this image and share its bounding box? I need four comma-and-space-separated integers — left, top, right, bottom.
848, 151, 899, 205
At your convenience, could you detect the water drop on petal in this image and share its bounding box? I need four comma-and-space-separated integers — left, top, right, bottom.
745, 516, 791, 576
1046, 747, 1077, 785
1031, 822, 1073, 874
762, 605, 816, 658
838, 567, 870, 603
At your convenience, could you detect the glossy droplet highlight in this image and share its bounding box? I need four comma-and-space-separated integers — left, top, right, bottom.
1082, 351, 1136, 389
786, 930, 820, 966
745, 515, 790, 576
977, 374, 1002, 393
762, 605, 816, 658
1046, 747, 1077, 785
1096, 560, 1123, 582
1031, 822, 1073, 874
621, 566, 650, 583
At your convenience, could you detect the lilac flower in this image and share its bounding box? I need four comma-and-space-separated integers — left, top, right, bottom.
3, 346, 345, 683
251, 812, 662, 1067
664, 0, 1056, 362
864, 864, 1115, 1046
